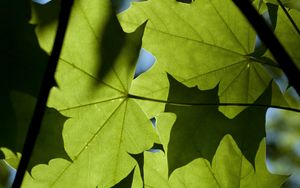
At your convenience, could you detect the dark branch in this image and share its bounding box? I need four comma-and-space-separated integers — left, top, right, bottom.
276, 0, 300, 35
12, 0, 74, 187
232, 0, 300, 95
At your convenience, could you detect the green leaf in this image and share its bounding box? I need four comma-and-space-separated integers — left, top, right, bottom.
129, 152, 145, 184
165, 75, 271, 174
258, 3, 300, 110
118, 0, 274, 118
111, 167, 135, 188
141, 120, 287, 188
24, 0, 157, 187
130, 62, 169, 118
28, 108, 71, 171
9, 0, 296, 187
0, 160, 11, 187
0, 84, 71, 171
0, 0, 48, 154
0, 92, 35, 155
254, 139, 288, 187
143, 113, 175, 188
274, 7, 300, 69
144, 151, 170, 188
169, 135, 287, 188
1, 92, 70, 171
0, 148, 20, 169
265, 0, 300, 11
23, 159, 71, 187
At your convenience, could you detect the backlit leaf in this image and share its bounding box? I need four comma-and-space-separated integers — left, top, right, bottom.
169, 136, 287, 188
24, 0, 157, 187
118, 0, 274, 118
165, 75, 271, 174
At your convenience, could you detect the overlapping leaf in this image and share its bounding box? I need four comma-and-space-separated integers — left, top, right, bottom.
165, 75, 271, 174
5, 92, 70, 171
260, 1, 300, 69
274, 7, 300, 68
0, 0, 77, 174
169, 136, 287, 188
5, 0, 296, 187
25, 0, 157, 187
141, 116, 287, 187
260, 2, 300, 110
265, 0, 300, 11
118, 0, 278, 118
28, 108, 71, 171
1, 93, 70, 172
0, 0, 48, 156
130, 63, 169, 118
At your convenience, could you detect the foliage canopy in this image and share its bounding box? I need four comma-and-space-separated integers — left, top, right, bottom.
1, 0, 300, 187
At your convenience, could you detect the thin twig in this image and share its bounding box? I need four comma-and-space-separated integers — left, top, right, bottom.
12, 0, 74, 187
232, 0, 300, 95
276, 0, 300, 35
128, 94, 300, 113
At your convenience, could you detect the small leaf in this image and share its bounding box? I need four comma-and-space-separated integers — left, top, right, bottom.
0, 148, 20, 169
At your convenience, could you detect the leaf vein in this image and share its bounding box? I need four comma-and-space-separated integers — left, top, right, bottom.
119, 20, 245, 56
60, 58, 124, 93
51, 99, 126, 186
209, 0, 248, 53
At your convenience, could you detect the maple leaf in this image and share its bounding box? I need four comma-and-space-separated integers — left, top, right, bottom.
2, 0, 297, 187
28, 108, 71, 171
4, 91, 70, 171
165, 75, 271, 174
118, 0, 277, 118
0, 0, 73, 172
23, 0, 157, 187
0, 0, 48, 155
169, 136, 287, 188
130, 62, 170, 118
140, 116, 287, 188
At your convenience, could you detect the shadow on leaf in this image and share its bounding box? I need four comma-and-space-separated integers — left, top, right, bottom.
166, 74, 272, 175
97, 5, 125, 83
0, 0, 48, 155
30, 0, 61, 26
110, 167, 135, 188
28, 108, 71, 171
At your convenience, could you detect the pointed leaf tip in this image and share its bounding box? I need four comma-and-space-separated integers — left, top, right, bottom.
166, 76, 270, 174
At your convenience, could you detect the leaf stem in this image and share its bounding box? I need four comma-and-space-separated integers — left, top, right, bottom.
276, 0, 300, 35
12, 0, 74, 187
232, 0, 300, 95
128, 94, 300, 113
